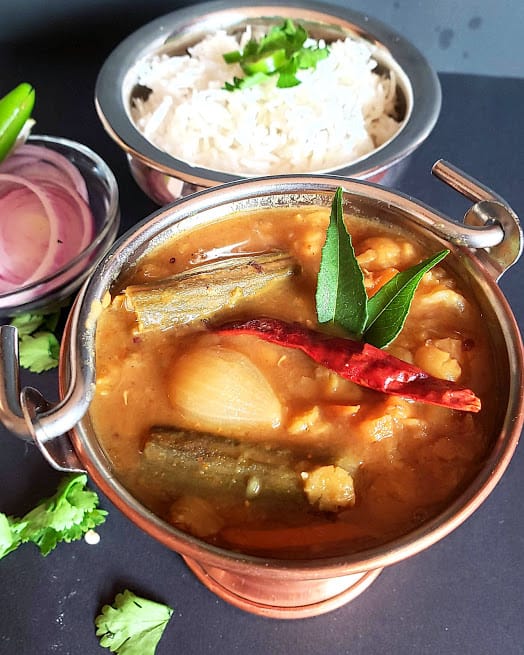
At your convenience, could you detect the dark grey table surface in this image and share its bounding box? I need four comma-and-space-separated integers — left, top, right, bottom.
1, 9, 523, 655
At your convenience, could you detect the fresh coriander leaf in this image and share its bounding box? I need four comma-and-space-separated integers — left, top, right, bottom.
20, 474, 100, 535
258, 18, 306, 56
241, 38, 259, 59
35, 507, 107, 556
223, 72, 271, 91
0, 513, 22, 558
222, 50, 241, 63
95, 589, 174, 655
223, 79, 239, 92
295, 46, 330, 70
0, 473, 107, 559
316, 187, 368, 337
20, 477, 107, 556
276, 44, 328, 87
222, 19, 329, 91
10, 310, 62, 372
242, 48, 287, 75
364, 249, 450, 348
18, 330, 60, 373
42, 310, 60, 332
9, 312, 47, 337
0, 82, 35, 162
276, 59, 300, 88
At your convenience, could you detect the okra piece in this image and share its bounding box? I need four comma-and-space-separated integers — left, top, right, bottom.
124, 251, 296, 332
141, 427, 306, 504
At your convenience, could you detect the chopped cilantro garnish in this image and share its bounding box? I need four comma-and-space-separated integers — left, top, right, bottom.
223, 18, 329, 90
10, 310, 61, 372
18, 331, 60, 373
0, 513, 23, 558
95, 589, 174, 655
0, 473, 107, 559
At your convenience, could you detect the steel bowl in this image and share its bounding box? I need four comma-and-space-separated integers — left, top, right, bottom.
0, 162, 522, 618
95, 0, 441, 204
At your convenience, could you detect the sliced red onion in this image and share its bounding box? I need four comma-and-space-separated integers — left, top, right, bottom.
0, 186, 50, 282
0, 156, 95, 296
2, 160, 81, 195
0, 275, 19, 294
37, 180, 94, 265
0, 173, 59, 286
0, 144, 89, 200
0, 154, 38, 172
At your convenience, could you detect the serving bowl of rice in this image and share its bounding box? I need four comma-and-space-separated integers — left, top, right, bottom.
95, 0, 441, 204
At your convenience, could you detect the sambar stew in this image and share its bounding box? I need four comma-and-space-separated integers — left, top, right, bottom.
91, 203, 496, 559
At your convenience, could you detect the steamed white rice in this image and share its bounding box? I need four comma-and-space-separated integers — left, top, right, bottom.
130, 28, 402, 175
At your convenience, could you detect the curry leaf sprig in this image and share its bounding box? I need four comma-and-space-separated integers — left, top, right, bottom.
316, 188, 449, 348
223, 19, 330, 91
0, 473, 107, 559
95, 589, 174, 655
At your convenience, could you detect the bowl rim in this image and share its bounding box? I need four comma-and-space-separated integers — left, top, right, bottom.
63, 174, 523, 576
0, 134, 120, 313
95, 0, 442, 185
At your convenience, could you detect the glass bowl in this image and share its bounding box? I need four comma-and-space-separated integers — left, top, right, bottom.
95, 0, 441, 204
0, 134, 120, 317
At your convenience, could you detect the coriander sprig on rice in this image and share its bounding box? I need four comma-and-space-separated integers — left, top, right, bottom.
222, 18, 330, 90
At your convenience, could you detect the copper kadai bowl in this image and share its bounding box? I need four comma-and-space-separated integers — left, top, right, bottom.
1, 162, 523, 619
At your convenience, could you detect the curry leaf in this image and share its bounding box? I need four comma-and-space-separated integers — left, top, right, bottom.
316, 189, 450, 349
364, 249, 450, 348
315, 187, 368, 337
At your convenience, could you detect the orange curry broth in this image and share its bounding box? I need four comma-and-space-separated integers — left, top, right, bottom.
90, 205, 496, 558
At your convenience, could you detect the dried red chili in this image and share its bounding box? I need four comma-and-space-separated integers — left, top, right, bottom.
214, 318, 481, 413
